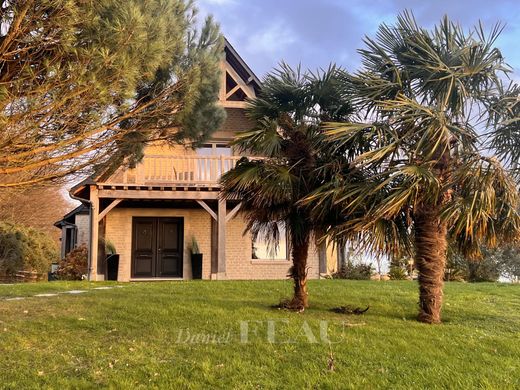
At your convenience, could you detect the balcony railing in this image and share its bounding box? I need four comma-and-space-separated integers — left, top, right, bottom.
120, 155, 244, 186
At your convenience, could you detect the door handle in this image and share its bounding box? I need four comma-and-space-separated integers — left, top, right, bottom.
158, 248, 162, 252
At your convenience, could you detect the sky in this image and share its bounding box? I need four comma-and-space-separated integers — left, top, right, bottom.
197, 0, 520, 81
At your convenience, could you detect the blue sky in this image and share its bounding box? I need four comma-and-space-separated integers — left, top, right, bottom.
198, 0, 520, 80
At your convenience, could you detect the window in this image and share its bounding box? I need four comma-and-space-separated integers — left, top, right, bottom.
252, 223, 288, 260
196, 143, 232, 156
195, 143, 233, 179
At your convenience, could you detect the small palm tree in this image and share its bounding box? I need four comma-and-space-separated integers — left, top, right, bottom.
316, 12, 520, 323
220, 64, 364, 310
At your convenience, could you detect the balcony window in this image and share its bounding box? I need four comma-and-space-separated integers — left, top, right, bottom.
196, 144, 233, 178
196, 143, 232, 156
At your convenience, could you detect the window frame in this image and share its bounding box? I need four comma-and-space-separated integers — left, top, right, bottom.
250, 223, 289, 262
196, 142, 234, 156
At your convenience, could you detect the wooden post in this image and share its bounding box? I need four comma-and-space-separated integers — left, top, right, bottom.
60, 228, 67, 259
216, 198, 226, 279
211, 219, 218, 278
89, 185, 99, 281
98, 217, 106, 279
318, 241, 328, 276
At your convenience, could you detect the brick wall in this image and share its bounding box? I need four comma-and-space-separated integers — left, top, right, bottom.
212, 108, 254, 140
104, 206, 321, 282
225, 216, 320, 280
105, 208, 212, 282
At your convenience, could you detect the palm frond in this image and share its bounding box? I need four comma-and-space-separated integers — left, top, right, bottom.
442, 155, 520, 258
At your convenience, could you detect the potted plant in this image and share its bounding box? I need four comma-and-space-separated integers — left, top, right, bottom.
188, 236, 203, 279
103, 239, 119, 281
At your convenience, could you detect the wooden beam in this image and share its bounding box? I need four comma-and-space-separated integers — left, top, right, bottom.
60, 227, 67, 259
98, 189, 219, 200
219, 60, 226, 102
89, 185, 99, 281
224, 63, 255, 99
225, 202, 242, 223
217, 198, 227, 279
196, 200, 217, 220
211, 218, 218, 277
98, 217, 106, 278
219, 100, 248, 109
225, 84, 241, 99
98, 199, 122, 221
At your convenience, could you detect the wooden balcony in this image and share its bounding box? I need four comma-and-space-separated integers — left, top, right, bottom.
112, 155, 245, 187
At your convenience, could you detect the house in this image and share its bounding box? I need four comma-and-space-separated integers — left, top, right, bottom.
54, 204, 90, 259
56, 39, 333, 281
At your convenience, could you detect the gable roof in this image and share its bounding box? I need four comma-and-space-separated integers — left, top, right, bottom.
67, 37, 261, 201
224, 38, 262, 92
54, 204, 89, 228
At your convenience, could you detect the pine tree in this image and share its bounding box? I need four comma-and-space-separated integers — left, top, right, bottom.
0, 0, 225, 186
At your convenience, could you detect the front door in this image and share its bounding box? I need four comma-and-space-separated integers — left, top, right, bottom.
132, 217, 183, 278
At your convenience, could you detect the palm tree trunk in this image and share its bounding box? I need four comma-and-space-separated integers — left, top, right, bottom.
414, 205, 448, 324
288, 233, 310, 310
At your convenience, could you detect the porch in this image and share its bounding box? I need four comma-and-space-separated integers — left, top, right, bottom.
72, 153, 324, 282
90, 196, 243, 282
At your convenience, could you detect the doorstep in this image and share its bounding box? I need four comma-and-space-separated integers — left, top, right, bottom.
129, 278, 184, 282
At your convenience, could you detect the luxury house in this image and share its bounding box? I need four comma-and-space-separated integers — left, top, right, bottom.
56, 40, 335, 282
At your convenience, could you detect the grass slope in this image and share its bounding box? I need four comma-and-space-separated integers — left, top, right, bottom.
1, 280, 519, 389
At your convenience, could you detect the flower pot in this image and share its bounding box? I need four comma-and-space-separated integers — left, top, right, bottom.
106, 254, 119, 281
191, 254, 203, 279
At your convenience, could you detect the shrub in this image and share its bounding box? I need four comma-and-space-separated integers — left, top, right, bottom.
389, 265, 408, 280
445, 249, 469, 281
497, 246, 520, 283
56, 245, 88, 280
388, 255, 411, 280
467, 257, 500, 282
333, 262, 373, 280
0, 221, 58, 276
445, 246, 502, 282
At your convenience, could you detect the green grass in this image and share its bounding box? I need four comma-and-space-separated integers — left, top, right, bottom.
1, 280, 519, 389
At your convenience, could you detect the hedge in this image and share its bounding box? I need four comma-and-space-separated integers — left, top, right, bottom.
0, 221, 59, 276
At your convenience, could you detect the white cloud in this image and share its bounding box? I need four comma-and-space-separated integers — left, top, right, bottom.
246, 21, 296, 55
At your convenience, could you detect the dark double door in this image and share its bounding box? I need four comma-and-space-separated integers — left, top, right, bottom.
132, 217, 183, 278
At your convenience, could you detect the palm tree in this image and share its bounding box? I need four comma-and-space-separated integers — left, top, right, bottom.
220, 64, 365, 310
315, 12, 520, 323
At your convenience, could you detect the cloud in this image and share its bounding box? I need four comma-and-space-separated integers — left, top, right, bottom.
246, 21, 296, 56
197, 0, 520, 78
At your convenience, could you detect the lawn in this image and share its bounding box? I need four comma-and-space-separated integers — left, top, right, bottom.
1, 280, 519, 389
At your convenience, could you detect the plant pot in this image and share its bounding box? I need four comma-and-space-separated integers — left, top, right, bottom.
191, 254, 203, 279
106, 254, 119, 281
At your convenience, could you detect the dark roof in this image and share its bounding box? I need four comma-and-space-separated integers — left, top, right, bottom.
224, 38, 262, 91
70, 176, 95, 195
54, 204, 89, 228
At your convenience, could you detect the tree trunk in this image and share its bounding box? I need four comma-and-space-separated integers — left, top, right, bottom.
414, 205, 448, 324
287, 233, 310, 311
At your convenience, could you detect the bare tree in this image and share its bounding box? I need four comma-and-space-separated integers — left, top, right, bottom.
0, 185, 73, 238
